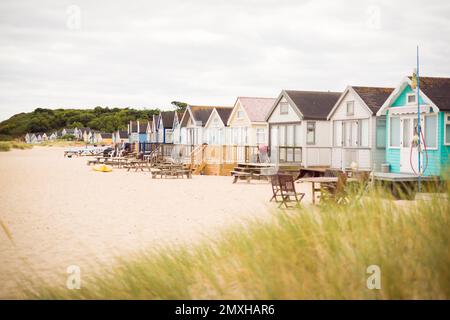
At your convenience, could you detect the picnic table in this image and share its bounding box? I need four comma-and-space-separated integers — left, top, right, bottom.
151, 164, 191, 179
297, 176, 357, 204
125, 160, 150, 172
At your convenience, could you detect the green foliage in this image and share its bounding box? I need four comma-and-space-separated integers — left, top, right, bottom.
171, 101, 188, 113
61, 134, 76, 141
25, 188, 450, 299
0, 107, 164, 138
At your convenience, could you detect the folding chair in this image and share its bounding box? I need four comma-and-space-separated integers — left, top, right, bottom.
278, 174, 305, 208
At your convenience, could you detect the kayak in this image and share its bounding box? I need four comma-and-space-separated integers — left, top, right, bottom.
93, 164, 113, 172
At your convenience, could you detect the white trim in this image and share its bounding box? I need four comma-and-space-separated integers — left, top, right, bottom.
388, 115, 401, 149
445, 112, 450, 146
327, 86, 375, 120
406, 93, 417, 105
204, 108, 226, 128
265, 90, 304, 121
377, 77, 440, 116
227, 98, 251, 126
423, 114, 439, 150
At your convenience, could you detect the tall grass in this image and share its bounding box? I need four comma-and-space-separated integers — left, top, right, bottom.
0, 141, 33, 152
25, 187, 449, 299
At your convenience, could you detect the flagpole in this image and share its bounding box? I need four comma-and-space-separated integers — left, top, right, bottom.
417, 45, 421, 192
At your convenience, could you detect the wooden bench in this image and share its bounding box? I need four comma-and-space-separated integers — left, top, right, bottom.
231, 171, 252, 184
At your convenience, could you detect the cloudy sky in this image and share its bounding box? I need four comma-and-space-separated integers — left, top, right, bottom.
0, 0, 449, 121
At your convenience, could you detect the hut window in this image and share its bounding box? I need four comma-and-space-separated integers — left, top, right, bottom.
424, 115, 437, 148
256, 128, 266, 145
445, 113, 450, 145
280, 102, 289, 115
376, 117, 386, 148
407, 93, 416, 105
360, 119, 369, 147
346, 101, 354, 116
390, 117, 400, 147
237, 110, 244, 119
306, 122, 316, 145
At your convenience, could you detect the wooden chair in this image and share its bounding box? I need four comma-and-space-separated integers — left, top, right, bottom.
269, 174, 282, 202
278, 174, 305, 208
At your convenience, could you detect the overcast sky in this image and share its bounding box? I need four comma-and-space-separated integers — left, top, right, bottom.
1, 0, 449, 121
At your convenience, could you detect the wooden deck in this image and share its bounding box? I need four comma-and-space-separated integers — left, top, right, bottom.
373, 172, 439, 182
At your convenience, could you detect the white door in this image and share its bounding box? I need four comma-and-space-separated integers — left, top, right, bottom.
400, 117, 420, 174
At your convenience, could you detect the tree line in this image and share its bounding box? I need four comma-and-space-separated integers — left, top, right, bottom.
0, 103, 188, 140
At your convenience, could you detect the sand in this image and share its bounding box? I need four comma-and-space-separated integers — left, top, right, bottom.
0, 147, 314, 298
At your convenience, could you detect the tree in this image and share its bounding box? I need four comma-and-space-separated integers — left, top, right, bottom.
171, 101, 188, 113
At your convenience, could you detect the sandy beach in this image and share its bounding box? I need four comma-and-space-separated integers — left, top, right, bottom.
0, 147, 314, 298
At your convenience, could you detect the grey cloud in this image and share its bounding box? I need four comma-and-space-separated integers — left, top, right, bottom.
0, 0, 449, 120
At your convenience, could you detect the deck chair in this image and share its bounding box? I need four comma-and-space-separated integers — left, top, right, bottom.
278, 174, 305, 208
269, 174, 282, 202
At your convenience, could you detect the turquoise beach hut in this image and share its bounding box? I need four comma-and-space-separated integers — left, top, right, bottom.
377, 76, 450, 177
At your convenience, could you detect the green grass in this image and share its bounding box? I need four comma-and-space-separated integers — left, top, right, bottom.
0, 141, 33, 151
25, 187, 449, 299
0, 141, 11, 152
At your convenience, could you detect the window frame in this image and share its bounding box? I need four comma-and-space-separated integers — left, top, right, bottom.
424, 114, 438, 150
346, 101, 355, 116
256, 128, 266, 145
306, 121, 316, 145
375, 117, 387, 149
389, 116, 401, 148
406, 93, 417, 105
280, 102, 289, 115
445, 112, 450, 146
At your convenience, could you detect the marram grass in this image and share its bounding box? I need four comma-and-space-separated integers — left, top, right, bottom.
0, 141, 32, 151
25, 187, 449, 299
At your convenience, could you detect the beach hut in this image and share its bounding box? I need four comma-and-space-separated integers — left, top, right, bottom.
157, 111, 176, 144
172, 112, 184, 144
180, 105, 230, 145
265, 90, 341, 166
377, 76, 450, 177
327, 86, 394, 171
48, 132, 58, 141
227, 97, 276, 146
94, 132, 113, 145
25, 133, 37, 144
204, 107, 233, 145
113, 130, 129, 144
128, 120, 147, 144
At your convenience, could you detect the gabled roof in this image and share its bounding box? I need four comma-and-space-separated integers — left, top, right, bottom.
215, 107, 233, 125
267, 90, 341, 120
328, 86, 394, 119
234, 97, 276, 122
160, 111, 175, 129
377, 76, 449, 115
181, 105, 230, 127
413, 76, 450, 111
352, 87, 394, 114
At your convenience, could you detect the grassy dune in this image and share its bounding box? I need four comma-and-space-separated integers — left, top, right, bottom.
0, 141, 33, 152
25, 187, 449, 299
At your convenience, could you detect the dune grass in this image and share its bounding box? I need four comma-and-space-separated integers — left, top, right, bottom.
25, 187, 449, 300
0, 141, 32, 152
38, 140, 91, 147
